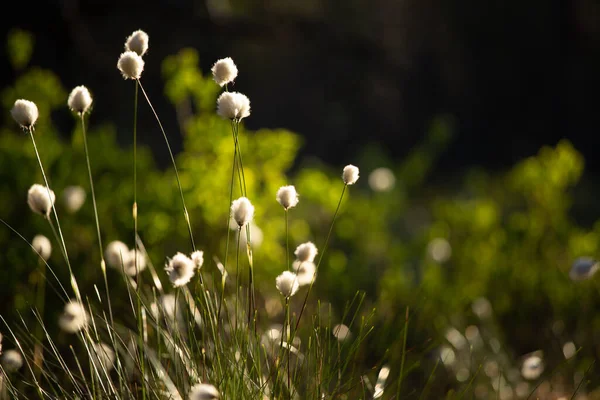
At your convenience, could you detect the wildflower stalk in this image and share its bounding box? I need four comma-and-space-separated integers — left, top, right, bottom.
28, 127, 81, 302
285, 209, 290, 271
33, 257, 46, 380
396, 306, 410, 399
221, 140, 238, 322
79, 112, 113, 326
294, 184, 347, 333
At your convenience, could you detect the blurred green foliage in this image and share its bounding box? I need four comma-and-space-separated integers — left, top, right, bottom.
1, 29, 600, 397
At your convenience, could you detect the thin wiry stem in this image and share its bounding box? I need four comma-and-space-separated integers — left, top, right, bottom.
80, 112, 114, 328
294, 184, 347, 333
396, 306, 410, 399
221, 146, 237, 322
28, 127, 81, 302
137, 79, 196, 251
285, 209, 290, 270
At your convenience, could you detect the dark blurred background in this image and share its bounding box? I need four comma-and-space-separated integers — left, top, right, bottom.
1, 0, 595, 185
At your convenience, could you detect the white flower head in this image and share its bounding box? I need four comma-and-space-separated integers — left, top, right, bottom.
59, 300, 89, 333
276, 185, 299, 210
368, 167, 395, 192
125, 30, 149, 56
216, 91, 250, 120
189, 383, 220, 400
117, 51, 144, 80
11, 99, 39, 129
294, 241, 318, 263
231, 197, 255, 228
332, 324, 351, 341
275, 271, 299, 298
165, 252, 196, 287
191, 250, 204, 269
92, 342, 115, 372
63, 185, 86, 213
521, 354, 544, 380
27, 184, 55, 218
32, 234, 52, 261
105, 240, 130, 269
67, 86, 93, 114
212, 57, 238, 87
293, 260, 316, 286
1, 349, 23, 373
122, 249, 147, 276
342, 164, 360, 185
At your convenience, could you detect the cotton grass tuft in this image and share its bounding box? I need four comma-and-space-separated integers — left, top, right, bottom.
27, 184, 55, 218
212, 57, 238, 87
294, 241, 318, 263
11, 99, 38, 129
32, 234, 52, 261
230, 197, 254, 228
67, 86, 93, 114
276, 185, 299, 210
275, 271, 299, 298
1, 349, 23, 373
125, 29, 149, 56
342, 164, 360, 185
58, 300, 89, 333
216, 92, 250, 120
117, 51, 145, 80
189, 383, 220, 399
63, 185, 86, 213
105, 240, 130, 269
165, 252, 196, 287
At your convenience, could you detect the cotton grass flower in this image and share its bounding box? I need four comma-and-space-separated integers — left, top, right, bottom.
216, 91, 250, 120
521, 354, 544, 380
189, 383, 220, 400
91, 342, 115, 372
63, 185, 86, 213
117, 51, 145, 80
165, 252, 196, 287
59, 300, 89, 333
27, 184, 55, 218
212, 57, 238, 87
276, 185, 299, 210
294, 241, 318, 263
373, 365, 391, 399
368, 167, 395, 192
275, 271, 299, 298
191, 250, 204, 269
32, 234, 52, 261
105, 240, 129, 269
122, 249, 147, 276
67, 86, 93, 114
1, 349, 23, 373
293, 260, 316, 286
11, 99, 38, 129
569, 257, 599, 281
230, 196, 254, 228
124, 29, 149, 56
332, 324, 351, 341
342, 164, 360, 185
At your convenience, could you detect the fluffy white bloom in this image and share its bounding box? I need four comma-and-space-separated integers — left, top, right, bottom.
230, 197, 254, 228
368, 167, 395, 192
11, 99, 38, 128
122, 249, 147, 276
373, 365, 390, 399
189, 383, 220, 400
92, 342, 115, 372
125, 30, 149, 56
105, 240, 130, 269
191, 250, 204, 269
276, 185, 299, 210
293, 260, 316, 286
117, 51, 144, 80
275, 271, 299, 298
211, 57, 238, 87
294, 241, 318, 263
342, 164, 360, 185
216, 91, 250, 120
521, 354, 544, 380
332, 324, 351, 341
63, 185, 86, 213
67, 86, 93, 114
32, 234, 52, 261
59, 300, 89, 333
151, 294, 182, 326
165, 252, 196, 287
1, 349, 23, 372
27, 184, 55, 218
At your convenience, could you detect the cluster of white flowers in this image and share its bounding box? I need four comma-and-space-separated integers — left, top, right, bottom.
105, 240, 147, 276
117, 29, 149, 80
58, 299, 89, 333
164, 250, 205, 287
212, 56, 251, 121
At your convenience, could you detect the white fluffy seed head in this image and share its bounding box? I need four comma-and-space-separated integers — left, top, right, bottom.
63, 185, 86, 213
332, 324, 351, 341
521, 354, 544, 380
294, 241, 318, 263
117, 51, 144, 80
1, 349, 23, 372
216, 91, 251, 120
67, 86, 93, 114
27, 184, 55, 218
32, 234, 52, 261
105, 240, 130, 269
211, 57, 238, 87
125, 30, 149, 56
231, 197, 255, 228
11, 99, 39, 129
59, 300, 89, 333
92, 342, 116, 372
342, 164, 360, 185
165, 252, 196, 287
293, 260, 316, 286
191, 250, 204, 269
275, 271, 299, 298
122, 249, 146, 276
189, 383, 220, 400
276, 185, 299, 210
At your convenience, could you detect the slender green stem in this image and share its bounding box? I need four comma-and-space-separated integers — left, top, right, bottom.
29, 127, 80, 301
137, 80, 196, 251
33, 257, 46, 380
221, 145, 237, 322
396, 306, 410, 399
294, 184, 347, 333
285, 209, 290, 270
235, 227, 241, 332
